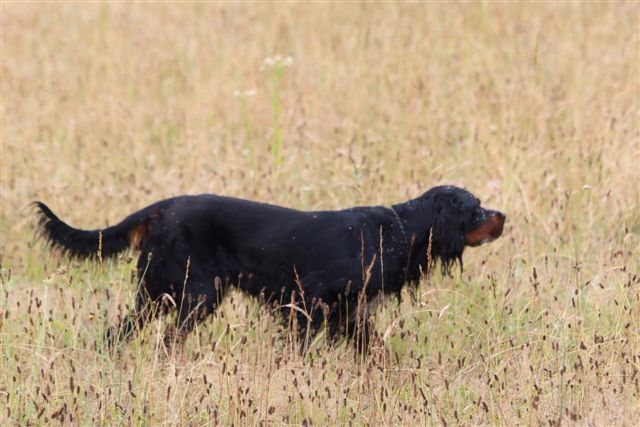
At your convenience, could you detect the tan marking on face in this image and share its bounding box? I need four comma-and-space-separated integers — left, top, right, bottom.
464, 214, 505, 247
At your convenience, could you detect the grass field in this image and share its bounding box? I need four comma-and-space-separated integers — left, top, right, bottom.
1, 3, 639, 425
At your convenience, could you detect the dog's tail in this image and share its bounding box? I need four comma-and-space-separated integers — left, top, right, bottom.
33, 201, 163, 259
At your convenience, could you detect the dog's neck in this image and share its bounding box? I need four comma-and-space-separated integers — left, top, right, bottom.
391, 198, 431, 246
391, 196, 443, 282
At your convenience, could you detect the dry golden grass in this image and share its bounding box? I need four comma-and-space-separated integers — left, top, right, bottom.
1, 3, 639, 425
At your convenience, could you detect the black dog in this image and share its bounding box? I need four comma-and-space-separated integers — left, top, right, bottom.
35, 185, 505, 351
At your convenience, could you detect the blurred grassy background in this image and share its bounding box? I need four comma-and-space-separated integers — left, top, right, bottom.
1, 3, 638, 425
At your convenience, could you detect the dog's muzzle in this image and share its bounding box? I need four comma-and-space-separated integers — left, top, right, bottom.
464, 210, 506, 247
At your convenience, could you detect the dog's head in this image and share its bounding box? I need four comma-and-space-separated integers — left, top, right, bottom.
421, 185, 505, 271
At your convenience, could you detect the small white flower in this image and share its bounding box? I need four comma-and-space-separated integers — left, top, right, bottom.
234, 89, 257, 99
263, 57, 275, 66
260, 54, 294, 71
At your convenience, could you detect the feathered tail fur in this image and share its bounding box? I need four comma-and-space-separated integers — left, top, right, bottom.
33, 201, 156, 259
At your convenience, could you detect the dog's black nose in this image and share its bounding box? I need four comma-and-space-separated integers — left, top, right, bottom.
483, 209, 505, 221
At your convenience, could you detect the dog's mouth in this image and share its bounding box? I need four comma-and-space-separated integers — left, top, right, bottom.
464, 210, 505, 247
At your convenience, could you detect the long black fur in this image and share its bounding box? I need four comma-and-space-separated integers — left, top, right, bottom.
34, 185, 504, 352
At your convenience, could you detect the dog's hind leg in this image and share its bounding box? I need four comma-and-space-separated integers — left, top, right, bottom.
168, 274, 227, 345
320, 306, 371, 356
105, 290, 161, 347
348, 316, 371, 356
329, 294, 372, 355
105, 253, 165, 347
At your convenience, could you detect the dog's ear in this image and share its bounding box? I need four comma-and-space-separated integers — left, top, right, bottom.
429, 196, 465, 267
